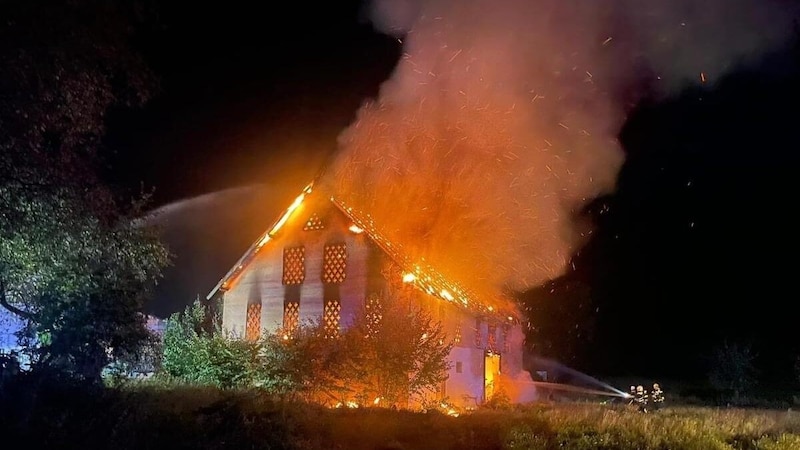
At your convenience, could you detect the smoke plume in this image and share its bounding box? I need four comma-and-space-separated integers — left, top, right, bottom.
325, 0, 798, 302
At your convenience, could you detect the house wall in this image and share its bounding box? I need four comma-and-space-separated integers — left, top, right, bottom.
221, 197, 379, 338
219, 195, 536, 407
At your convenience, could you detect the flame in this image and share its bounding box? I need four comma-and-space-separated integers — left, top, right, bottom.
257, 183, 313, 248
331, 197, 519, 320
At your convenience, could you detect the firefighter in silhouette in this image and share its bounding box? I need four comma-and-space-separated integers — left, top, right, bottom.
634, 385, 649, 413
651, 383, 664, 410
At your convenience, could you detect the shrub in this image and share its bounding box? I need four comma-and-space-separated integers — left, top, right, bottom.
162, 301, 258, 388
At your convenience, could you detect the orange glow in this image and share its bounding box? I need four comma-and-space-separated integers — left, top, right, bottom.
269, 192, 307, 236
256, 183, 314, 247
256, 235, 271, 248
348, 224, 364, 234
330, 196, 521, 321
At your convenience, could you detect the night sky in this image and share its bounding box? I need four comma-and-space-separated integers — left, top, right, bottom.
100, 1, 800, 382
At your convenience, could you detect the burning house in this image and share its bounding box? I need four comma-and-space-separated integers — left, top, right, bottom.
207, 181, 537, 408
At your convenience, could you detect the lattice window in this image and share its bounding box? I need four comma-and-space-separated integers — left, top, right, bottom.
282, 246, 306, 285
487, 323, 497, 352
322, 243, 347, 284
453, 324, 462, 345
323, 300, 341, 339
474, 318, 483, 348
365, 294, 382, 337
502, 324, 511, 353
246, 303, 262, 341
303, 212, 325, 231
283, 301, 300, 336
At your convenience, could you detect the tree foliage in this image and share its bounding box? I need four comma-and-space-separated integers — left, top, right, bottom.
708, 341, 758, 400
162, 301, 257, 389
334, 290, 452, 406
162, 290, 452, 407
0, 0, 168, 382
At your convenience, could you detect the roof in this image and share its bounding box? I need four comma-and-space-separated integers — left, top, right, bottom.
206, 181, 518, 322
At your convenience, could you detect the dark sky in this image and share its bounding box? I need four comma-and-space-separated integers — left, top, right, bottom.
104, 1, 400, 320
106, 1, 399, 203
101, 1, 799, 382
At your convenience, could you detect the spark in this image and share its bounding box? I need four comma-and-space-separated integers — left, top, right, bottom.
602, 37, 613, 46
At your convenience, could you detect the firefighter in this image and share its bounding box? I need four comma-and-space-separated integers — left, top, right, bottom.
651, 383, 664, 410
628, 385, 636, 405
635, 385, 649, 413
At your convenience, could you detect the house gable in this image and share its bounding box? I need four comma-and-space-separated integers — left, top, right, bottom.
208, 182, 519, 324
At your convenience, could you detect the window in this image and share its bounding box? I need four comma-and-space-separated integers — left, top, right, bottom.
365, 294, 382, 337
322, 243, 347, 284
303, 212, 325, 231
487, 323, 497, 352
282, 246, 306, 285
453, 324, 462, 345
456, 361, 463, 374
246, 303, 262, 341
283, 301, 300, 336
323, 299, 341, 339
502, 324, 511, 353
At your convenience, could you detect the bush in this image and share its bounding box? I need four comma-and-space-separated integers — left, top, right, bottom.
162, 292, 452, 407
162, 302, 258, 388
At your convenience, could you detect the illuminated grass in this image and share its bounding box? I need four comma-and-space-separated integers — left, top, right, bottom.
2, 383, 798, 450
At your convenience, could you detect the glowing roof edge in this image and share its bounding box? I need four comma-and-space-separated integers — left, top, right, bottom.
206, 182, 313, 300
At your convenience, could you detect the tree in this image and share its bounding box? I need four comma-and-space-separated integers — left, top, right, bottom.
334, 288, 453, 407
0, 0, 168, 382
254, 322, 345, 401
708, 341, 759, 401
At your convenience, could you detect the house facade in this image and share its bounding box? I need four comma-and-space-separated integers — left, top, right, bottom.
207, 182, 536, 408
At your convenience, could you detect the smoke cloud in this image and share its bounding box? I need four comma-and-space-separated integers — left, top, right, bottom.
325, 0, 798, 302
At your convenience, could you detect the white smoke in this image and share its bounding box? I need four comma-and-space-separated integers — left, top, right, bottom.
326, 0, 798, 301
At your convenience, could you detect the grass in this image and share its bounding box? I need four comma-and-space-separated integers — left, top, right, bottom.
2, 379, 799, 450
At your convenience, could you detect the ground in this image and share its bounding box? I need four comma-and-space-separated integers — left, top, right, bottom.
1, 380, 798, 450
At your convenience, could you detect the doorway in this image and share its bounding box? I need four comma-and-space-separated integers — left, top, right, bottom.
484, 351, 501, 401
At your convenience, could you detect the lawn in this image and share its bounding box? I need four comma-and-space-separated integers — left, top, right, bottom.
2, 382, 798, 450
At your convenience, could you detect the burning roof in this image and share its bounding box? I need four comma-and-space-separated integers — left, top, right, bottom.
207, 181, 519, 322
